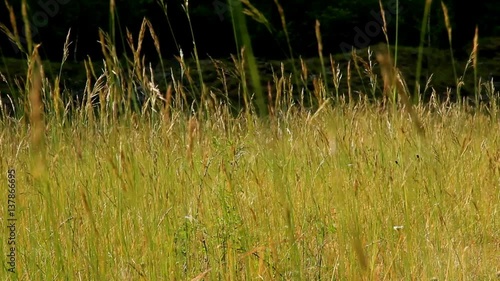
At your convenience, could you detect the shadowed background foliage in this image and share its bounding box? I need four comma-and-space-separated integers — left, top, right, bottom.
0, 0, 497, 61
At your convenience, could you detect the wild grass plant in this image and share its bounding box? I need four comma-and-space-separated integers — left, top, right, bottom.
0, 0, 499, 280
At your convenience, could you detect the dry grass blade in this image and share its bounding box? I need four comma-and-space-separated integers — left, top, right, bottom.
267, 81, 275, 118
378, 0, 390, 45
125, 19, 148, 92
163, 84, 172, 124
241, 0, 271, 30
4, 0, 20, 44
330, 54, 341, 100
0, 1, 24, 54
21, 0, 33, 53
126, 28, 135, 55
472, 26, 479, 99
81, 190, 99, 235
441, 1, 458, 94
83, 59, 95, 121
472, 26, 479, 70
62, 28, 72, 64
136, 19, 147, 59
441, 2, 452, 43
191, 269, 211, 281
98, 29, 110, 62
146, 19, 163, 71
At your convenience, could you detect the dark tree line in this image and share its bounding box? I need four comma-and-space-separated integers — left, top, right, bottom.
0, 0, 497, 61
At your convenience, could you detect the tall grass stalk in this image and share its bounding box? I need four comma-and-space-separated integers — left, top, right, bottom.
472, 26, 479, 103
378, 0, 398, 109
157, 0, 180, 52
227, 0, 267, 115
273, 0, 302, 97
315, 20, 330, 101
182, 1, 208, 113
441, 2, 459, 102
413, 0, 433, 103
109, 0, 116, 46
21, 0, 32, 55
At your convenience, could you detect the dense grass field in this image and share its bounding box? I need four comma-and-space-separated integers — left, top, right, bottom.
1, 95, 500, 279
1, 0, 500, 280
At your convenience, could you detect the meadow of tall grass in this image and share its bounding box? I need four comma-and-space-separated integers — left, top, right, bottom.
0, 0, 499, 280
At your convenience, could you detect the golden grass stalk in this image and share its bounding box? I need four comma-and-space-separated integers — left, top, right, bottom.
300, 57, 308, 85
98, 28, 124, 120
53, 76, 61, 119
276, 63, 284, 110
146, 19, 168, 92
146, 20, 162, 66
53, 29, 72, 120
28, 45, 44, 148
21, 0, 33, 54
126, 18, 147, 80
98, 30, 110, 119
163, 84, 172, 124
299, 57, 314, 106
472, 26, 479, 101
187, 116, 199, 166
125, 19, 148, 112
351, 50, 367, 96
83, 58, 95, 122
241, 0, 271, 30
330, 55, 341, 101
315, 20, 330, 99
441, 1, 459, 101
378, 0, 390, 48
60, 29, 72, 76
312, 75, 325, 105
457, 35, 479, 105
0, 1, 24, 54
267, 81, 275, 119
136, 19, 147, 61
6, 1, 19, 42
